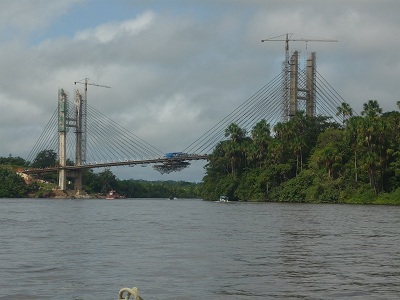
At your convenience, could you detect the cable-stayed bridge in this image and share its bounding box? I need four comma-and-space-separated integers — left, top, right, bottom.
24, 51, 348, 193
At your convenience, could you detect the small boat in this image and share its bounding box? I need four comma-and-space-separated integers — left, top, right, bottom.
219, 195, 229, 202
106, 190, 120, 199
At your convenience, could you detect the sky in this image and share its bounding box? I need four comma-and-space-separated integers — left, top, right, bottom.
1, 0, 399, 182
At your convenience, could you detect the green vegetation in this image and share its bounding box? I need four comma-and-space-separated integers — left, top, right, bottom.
0, 155, 28, 167
31, 149, 57, 168
0, 155, 29, 198
82, 169, 202, 198
0, 168, 27, 198
0, 156, 201, 198
202, 100, 400, 204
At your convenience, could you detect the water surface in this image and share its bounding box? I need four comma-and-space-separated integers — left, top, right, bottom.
1, 199, 399, 299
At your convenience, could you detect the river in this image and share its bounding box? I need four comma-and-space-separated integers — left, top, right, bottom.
0, 198, 399, 299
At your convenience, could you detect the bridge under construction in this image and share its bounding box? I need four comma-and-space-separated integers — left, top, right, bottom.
25, 34, 348, 194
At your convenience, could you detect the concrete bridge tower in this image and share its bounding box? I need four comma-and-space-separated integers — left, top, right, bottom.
57, 79, 110, 194
57, 88, 85, 193
58, 89, 68, 191
261, 33, 337, 120
289, 51, 316, 118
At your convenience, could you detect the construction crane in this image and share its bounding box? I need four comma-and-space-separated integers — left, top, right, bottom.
74, 78, 111, 95
73, 78, 111, 164
261, 33, 338, 63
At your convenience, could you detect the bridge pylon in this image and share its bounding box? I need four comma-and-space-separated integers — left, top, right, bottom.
288, 50, 316, 119
57, 88, 85, 194
56, 79, 111, 194
73, 89, 84, 194
58, 89, 68, 191
262, 33, 337, 120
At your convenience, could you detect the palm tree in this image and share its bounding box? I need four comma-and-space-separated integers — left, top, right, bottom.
223, 141, 238, 177
291, 137, 307, 174
361, 100, 382, 118
246, 142, 260, 168
345, 116, 364, 182
360, 151, 379, 194
336, 102, 353, 124
251, 120, 271, 167
273, 121, 290, 141
288, 112, 310, 174
268, 139, 284, 165
224, 123, 246, 177
322, 145, 343, 178
225, 123, 246, 142
251, 120, 270, 143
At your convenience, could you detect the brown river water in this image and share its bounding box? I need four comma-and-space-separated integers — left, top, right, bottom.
1, 198, 399, 299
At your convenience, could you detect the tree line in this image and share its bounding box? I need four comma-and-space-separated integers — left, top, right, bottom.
0, 155, 201, 198
201, 100, 400, 204
82, 168, 202, 198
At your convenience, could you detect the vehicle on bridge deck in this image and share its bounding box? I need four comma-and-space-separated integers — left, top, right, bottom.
165, 152, 188, 159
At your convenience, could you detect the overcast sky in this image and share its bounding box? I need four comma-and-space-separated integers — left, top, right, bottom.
1, 0, 399, 182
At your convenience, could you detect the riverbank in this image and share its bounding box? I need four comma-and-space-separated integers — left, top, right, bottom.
28, 189, 105, 199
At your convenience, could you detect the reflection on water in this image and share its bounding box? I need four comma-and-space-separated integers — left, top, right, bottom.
0, 199, 399, 299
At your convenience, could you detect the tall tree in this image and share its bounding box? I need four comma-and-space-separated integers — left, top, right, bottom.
361, 100, 382, 118
345, 116, 365, 182
225, 123, 246, 143
224, 123, 247, 177
251, 120, 271, 167
98, 168, 118, 194
31, 150, 57, 168
310, 128, 346, 178
336, 102, 353, 124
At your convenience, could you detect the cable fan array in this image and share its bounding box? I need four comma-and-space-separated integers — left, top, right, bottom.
27, 100, 165, 167
183, 67, 348, 155
27, 69, 349, 172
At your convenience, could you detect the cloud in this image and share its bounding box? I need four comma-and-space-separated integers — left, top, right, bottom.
74, 11, 155, 43
0, 0, 81, 38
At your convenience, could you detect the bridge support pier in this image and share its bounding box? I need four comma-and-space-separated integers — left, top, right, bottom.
63, 169, 84, 195
74, 170, 83, 195
59, 169, 67, 191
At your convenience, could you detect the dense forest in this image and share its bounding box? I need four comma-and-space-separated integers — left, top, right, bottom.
201, 100, 400, 204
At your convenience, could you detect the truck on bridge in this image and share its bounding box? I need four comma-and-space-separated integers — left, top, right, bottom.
165, 152, 188, 159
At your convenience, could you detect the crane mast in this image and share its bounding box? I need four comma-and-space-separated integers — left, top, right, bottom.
74, 78, 111, 164
261, 33, 338, 57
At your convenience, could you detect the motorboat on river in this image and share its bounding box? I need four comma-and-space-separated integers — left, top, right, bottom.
219, 195, 229, 202
106, 190, 123, 199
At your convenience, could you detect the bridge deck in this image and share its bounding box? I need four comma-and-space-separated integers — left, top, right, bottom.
23, 154, 208, 174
